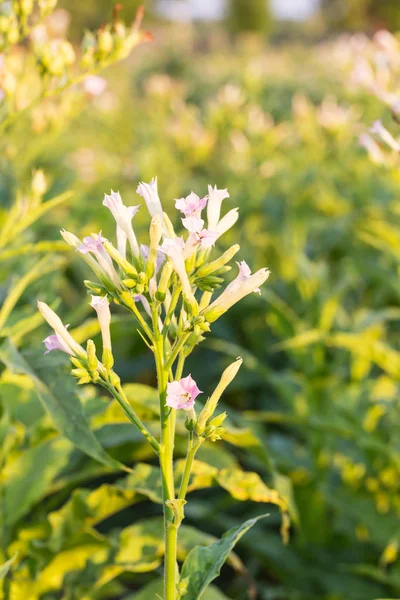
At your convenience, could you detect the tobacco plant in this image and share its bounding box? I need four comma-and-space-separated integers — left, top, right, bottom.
37, 181, 287, 599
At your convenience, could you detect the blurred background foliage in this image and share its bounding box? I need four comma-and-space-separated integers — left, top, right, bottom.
2, 1, 400, 599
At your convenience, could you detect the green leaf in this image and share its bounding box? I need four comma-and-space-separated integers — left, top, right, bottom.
2, 437, 72, 526
179, 514, 269, 599
126, 579, 231, 600
0, 554, 17, 580
0, 340, 126, 472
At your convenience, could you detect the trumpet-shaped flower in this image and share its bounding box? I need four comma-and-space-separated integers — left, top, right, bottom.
166, 374, 202, 411
78, 233, 120, 288
103, 190, 140, 257
370, 120, 400, 152
38, 301, 85, 358
204, 262, 270, 322
175, 192, 207, 217
137, 177, 163, 217
90, 295, 112, 350
181, 215, 204, 233
160, 237, 194, 298
207, 185, 230, 231
214, 207, 239, 237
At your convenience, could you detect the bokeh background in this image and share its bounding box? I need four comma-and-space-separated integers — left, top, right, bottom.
2, 1, 400, 599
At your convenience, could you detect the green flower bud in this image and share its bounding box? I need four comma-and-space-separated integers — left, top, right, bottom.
197, 358, 242, 433
109, 371, 121, 387
156, 261, 174, 302
208, 412, 227, 429
102, 347, 114, 370
138, 272, 148, 285
86, 339, 98, 372
97, 29, 113, 55
103, 240, 138, 277
135, 283, 145, 294
84, 280, 107, 295
122, 278, 137, 289
196, 244, 240, 279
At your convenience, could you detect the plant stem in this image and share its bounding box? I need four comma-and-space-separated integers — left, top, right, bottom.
152, 306, 178, 600
103, 381, 160, 454
178, 435, 202, 500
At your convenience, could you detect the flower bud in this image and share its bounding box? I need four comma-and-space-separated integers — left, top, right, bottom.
109, 371, 121, 387
197, 357, 242, 433
208, 412, 227, 429
156, 261, 174, 301
86, 339, 98, 372
138, 272, 148, 285
97, 28, 113, 55
185, 407, 197, 431
196, 244, 240, 279
102, 347, 114, 370
122, 278, 137, 289
103, 240, 138, 278
146, 214, 163, 279
31, 169, 47, 197
84, 280, 108, 295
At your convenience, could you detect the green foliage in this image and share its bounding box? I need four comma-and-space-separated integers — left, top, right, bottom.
2, 7, 400, 599
179, 514, 269, 599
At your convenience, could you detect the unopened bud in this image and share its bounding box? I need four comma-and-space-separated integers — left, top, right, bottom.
31, 169, 47, 197
196, 245, 240, 279
208, 412, 227, 429
86, 339, 98, 372
162, 212, 176, 237
122, 278, 137, 289
97, 29, 113, 55
185, 407, 197, 431
84, 280, 107, 295
103, 240, 137, 277
146, 214, 163, 279
102, 347, 114, 370
138, 272, 148, 285
109, 371, 120, 387
197, 357, 242, 433
156, 261, 174, 301
135, 283, 145, 294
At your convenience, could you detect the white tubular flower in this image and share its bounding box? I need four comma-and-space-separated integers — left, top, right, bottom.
204, 261, 270, 322
78, 233, 121, 288
370, 120, 400, 152
136, 177, 163, 217
103, 190, 140, 257
215, 207, 239, 237
90, 295, 112, 351
359, 133, 385, 164
207, 185, 230, 231
160, 237, 194, 299
38, 301, 86, 358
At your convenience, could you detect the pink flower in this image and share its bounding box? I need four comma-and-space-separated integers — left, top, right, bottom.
166, 374, 202, 411
43, 332, 72, 355
207, 185, 230, 230
182, 215, 204, 233
103, 190, 140, 257
78, 232, 120, 287
83, 75, 107, 97
237, 260, 262, 294
175, 192, 207, 217
183, 229, 218, 258
137, 177, 163, 217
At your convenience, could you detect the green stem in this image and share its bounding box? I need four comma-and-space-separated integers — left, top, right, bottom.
178, 435, 202, 500
103, 381, 160, 454
165, 333, 191, 372
152, 306, 177, 600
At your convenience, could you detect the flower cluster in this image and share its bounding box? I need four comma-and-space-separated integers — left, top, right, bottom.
39, 178, 269, 431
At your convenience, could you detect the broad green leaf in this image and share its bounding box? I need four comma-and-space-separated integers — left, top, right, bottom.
179, 514, 269, 599
0, 340, 126, 471
2, 437, 72, 527
0, 255, 65, 333
0, 554, 17, 580
126, 579, 231, 599
127, 579, 231, 599
217, 469, 290, 542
